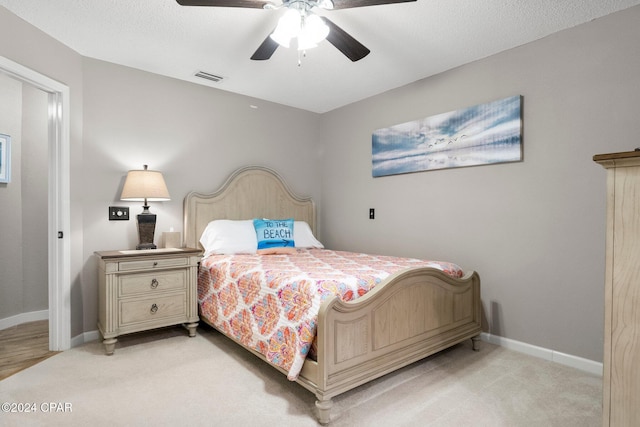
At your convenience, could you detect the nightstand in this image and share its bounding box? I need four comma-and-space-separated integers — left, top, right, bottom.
95, 248, 201, 355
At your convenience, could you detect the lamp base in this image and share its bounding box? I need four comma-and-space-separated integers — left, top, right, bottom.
136, 211, 157, 250
136, 242, 157, 250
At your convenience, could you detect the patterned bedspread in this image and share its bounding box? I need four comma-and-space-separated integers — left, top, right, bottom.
198, 248, 463, 380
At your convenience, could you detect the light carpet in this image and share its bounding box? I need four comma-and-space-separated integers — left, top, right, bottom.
0, 325, 602, 426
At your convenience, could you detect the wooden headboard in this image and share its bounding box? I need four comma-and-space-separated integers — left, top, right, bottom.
183, 166, 316, 250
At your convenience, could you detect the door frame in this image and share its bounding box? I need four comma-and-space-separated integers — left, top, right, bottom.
0, 55, 71, 351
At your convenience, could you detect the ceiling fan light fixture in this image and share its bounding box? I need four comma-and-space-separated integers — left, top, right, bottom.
269, 31, 292, 48
301, 14, 329, 44
298, 15, 329, 50
271, 8, 329, 51
296, 37, 318, 51
270, 8, 302, 47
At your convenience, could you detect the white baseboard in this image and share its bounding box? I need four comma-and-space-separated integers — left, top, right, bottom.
480, 332, 603, 377
0, 310, 49, 331
70, 330, 101, 348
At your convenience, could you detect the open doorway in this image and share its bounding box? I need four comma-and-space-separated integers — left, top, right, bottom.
0, 73, 53, 379
0, 56, 70, 352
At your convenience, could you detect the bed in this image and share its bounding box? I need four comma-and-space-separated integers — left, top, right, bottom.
184, 165, 482, 424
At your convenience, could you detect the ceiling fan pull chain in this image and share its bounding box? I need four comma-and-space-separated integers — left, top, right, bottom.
297, 49, 309, 67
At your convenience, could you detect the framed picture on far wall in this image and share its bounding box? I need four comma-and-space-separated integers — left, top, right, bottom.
0, 133, 11, 183
372, 95, 523, 177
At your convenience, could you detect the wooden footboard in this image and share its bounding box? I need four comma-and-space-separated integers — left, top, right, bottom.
199, 266, 481, 424
303, 267, 481, 424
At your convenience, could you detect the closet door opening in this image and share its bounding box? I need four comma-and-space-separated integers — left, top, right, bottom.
0, 56, 70, 352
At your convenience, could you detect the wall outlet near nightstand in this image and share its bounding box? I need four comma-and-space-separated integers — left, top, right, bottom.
109, 206, 129, 220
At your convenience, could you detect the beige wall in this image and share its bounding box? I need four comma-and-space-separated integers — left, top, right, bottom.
2, 4, 639, 363
319, 6, 640, 363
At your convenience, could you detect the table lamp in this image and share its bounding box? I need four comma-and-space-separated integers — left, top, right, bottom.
120, 165, 170, 249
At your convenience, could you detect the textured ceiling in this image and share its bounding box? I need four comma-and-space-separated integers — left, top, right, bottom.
1, 0, 639, 113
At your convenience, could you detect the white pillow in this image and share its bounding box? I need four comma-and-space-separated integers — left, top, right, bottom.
200, 220, 257, 257
293, 221, 324, 248
200, 219, 324, 257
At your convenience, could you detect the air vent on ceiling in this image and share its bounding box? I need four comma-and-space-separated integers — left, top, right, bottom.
194, 71, 224, 83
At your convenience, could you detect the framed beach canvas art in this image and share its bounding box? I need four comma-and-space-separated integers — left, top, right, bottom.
372, 96, 523, 177
0, 134, 10, 183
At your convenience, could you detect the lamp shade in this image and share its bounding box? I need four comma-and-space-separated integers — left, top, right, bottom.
120, 165, 170, 202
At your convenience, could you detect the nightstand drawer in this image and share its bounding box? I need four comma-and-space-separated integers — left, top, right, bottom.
119, 270, 186, 297
120, 294, 186, 326
118, 257, 188, 271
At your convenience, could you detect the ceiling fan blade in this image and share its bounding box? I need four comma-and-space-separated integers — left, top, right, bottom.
251, 34, 279, 60
330, 0, 416, 9
322, 17, 370, 62
176, 0, 268, 8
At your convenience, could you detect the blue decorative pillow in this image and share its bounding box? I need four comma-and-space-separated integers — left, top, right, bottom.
253, 218, 295, 250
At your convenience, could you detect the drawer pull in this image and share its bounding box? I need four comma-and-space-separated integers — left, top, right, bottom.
153, 261, 158, 267
150, 278, 159, 289
150, 303, 158, 314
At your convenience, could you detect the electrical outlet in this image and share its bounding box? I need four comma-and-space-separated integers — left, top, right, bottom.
109, 206, 129, 221
369, 208, 375, 219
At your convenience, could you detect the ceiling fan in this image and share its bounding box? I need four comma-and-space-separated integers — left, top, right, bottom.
176, 0, 417, 62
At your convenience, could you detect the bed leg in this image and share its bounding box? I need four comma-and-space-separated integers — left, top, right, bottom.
471, 335, 480, 352
315, 397, 333, 425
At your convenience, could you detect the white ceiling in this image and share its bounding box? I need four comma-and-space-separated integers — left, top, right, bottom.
2, 0, 639, 113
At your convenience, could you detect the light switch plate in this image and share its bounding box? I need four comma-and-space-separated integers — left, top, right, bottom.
109, 206, 129, 221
